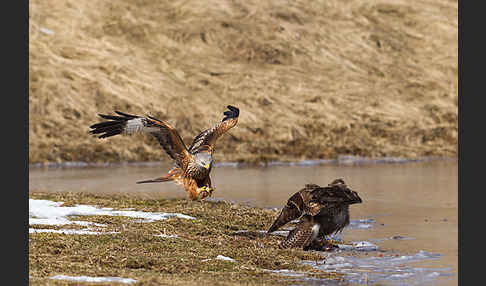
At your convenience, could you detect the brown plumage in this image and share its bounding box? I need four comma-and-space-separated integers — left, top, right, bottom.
278, 215, 319, 250
89, 105, 239, 200
268, 179, 362, 250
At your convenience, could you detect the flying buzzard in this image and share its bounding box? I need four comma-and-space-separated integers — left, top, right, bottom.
89, 105, 239, 200
268, 179, 362, 250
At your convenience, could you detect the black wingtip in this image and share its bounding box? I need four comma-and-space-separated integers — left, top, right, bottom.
114, 110, 138, 118
267, 215, 287, 234
267, 223, 277, 234
90, 111, 135, 139
147, 114, 163, 122
222, 105, 239, 121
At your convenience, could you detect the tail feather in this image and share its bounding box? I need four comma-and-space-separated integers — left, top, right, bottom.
136, 176, 173, 184
136, 168, 183, 184
279, 217, 314, 249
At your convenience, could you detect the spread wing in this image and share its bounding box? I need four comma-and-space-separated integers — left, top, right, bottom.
187, 105, 239, 153
89, 111, 191, 167
267, 185, 325, 233
267, 190, 304, 233
311, 179, 362, 205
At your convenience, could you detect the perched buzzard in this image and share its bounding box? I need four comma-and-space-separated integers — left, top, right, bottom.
89, 105, 239, 200
268, 179, 362, 250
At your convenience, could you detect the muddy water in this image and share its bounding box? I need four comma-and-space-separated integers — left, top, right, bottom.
29, 159, 458, 285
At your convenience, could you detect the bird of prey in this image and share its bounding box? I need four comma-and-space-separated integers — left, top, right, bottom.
267, 179, 362, 250
89, 105, 240, 200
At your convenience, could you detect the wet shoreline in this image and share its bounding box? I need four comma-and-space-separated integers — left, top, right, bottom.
29, 155, 457, 169
29, 160, 458, 285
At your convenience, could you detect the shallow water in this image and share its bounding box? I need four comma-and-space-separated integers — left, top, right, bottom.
29, 159, 458, 285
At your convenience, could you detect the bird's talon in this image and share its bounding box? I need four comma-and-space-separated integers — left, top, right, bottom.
198, 186, 214, 200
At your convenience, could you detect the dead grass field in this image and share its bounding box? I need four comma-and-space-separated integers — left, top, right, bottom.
29, 192, 342, 285
29, 0, 457, 164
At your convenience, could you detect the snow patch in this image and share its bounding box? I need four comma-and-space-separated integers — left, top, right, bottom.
302, 250, 453, 285
50, 275, 136, 284
216, 255, 236, 262
29, 199, 195, 235
338, 241, 379, 251
29, 228, 118, 235
265, 269, 306, 277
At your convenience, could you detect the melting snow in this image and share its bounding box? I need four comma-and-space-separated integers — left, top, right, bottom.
346, 218, 376, 230
300, 250, 454, 285
50, 275, 136, 284
29, 228, 118, 235
216, 255, 236, 262
265, 269, 306, 277
29, 199, 195, 235
337, 241, 379, 251
201, 255, 237, 262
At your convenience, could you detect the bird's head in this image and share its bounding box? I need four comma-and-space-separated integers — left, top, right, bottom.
195, 151, 213, 170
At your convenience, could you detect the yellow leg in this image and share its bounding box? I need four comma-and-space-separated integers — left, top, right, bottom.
207, 186, 215, 197
198, 186, 215, 200
198, 186, 209, 200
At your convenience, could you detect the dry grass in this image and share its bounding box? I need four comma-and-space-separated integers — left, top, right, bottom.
29, 192, 342, 285
29, 0, 458, 164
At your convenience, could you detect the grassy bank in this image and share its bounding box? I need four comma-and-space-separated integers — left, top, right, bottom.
29, 192, 343, 285
29, 0, 457, 164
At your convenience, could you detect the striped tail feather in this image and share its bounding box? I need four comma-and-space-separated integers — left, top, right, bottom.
279, 217, 315, 249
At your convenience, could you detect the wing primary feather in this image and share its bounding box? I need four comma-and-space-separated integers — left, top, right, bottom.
267, 191, 304, 233
188, 105, 239, 152
147, 115, 164, 122
98, 129, 122, 139
89, 121, 121, 129
90, 125, 122, 134
90, 111, 139, 138
97, 114, 127, 121
114, 110, 138, 118
89, 110, 191, 167
222, 105, 239, 122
